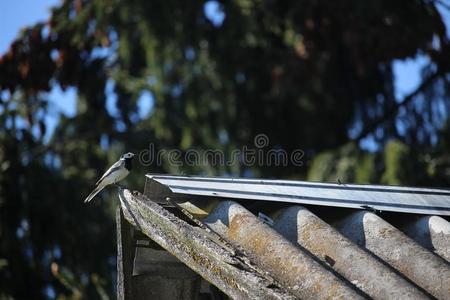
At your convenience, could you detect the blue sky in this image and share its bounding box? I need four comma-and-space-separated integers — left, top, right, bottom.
1, 0, 449, 147
0, 0, 78, 124
0, 0, 58, 54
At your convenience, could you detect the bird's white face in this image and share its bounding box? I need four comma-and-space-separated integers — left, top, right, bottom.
121, 152, 135, 159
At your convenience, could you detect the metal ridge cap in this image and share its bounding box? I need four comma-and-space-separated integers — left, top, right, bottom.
145, 173, 450, 194
145, 175, 450, 216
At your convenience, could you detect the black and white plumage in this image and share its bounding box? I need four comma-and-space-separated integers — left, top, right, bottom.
84, 152, 135, 203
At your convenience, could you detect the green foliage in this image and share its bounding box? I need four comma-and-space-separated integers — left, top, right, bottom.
308, 143, 378, 184
355, 153, 377, 184
308, 134, 450, 186
0, 0, 449, 298
308, 150, 337, 182
381, 140, 412, 185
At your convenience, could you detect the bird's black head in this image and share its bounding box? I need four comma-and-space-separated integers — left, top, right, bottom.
120, 152, 135, 160
121, 152, 135, 171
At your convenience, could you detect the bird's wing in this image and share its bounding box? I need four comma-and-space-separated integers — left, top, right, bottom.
95, 159, 125, 186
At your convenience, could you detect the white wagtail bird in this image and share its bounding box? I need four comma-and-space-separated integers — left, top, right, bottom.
84, 152, 135, 203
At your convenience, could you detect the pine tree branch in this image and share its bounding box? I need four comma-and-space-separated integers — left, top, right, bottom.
433, 0, 450, 11
355, 70, 443, 142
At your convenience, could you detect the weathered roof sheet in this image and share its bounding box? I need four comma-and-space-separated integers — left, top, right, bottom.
117, 189, 298, 300
145, 174, 450, 215
118, 175, 450, 299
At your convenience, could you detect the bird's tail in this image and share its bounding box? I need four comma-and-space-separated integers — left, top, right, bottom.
84, 184, 105, 203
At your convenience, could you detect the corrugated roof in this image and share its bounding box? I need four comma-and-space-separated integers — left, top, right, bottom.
118, 175, 450, 299
145, 174, 450, 215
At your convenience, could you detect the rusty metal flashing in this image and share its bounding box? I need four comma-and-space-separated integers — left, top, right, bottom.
118, 188, 296, 300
